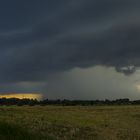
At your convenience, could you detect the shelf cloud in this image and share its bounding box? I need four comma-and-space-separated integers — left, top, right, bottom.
0, 0, 140, 99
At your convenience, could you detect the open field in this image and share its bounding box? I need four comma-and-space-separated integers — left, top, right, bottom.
0, 106, 140, 140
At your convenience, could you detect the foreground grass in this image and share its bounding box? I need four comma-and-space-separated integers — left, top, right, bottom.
0, 121, 42, 140
0, 105, 140, 140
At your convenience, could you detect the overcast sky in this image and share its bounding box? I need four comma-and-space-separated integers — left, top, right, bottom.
0, 0, 140, 99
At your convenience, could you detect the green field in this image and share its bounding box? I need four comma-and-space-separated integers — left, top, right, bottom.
0, 105, 140, 140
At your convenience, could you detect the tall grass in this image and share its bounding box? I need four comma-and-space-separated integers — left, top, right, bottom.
0, 105, 140, 139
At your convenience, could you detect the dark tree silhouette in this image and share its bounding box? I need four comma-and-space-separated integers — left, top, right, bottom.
0, 97, 138, 106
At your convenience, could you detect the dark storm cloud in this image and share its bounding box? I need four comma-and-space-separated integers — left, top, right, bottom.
0, 0, 140, 82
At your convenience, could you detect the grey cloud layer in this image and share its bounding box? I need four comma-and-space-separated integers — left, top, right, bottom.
0, 0, 140, 82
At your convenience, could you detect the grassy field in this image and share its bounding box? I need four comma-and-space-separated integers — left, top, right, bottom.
0, 105, 140, 140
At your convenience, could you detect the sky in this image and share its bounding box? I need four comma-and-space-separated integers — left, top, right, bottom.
0, 0, 140, 100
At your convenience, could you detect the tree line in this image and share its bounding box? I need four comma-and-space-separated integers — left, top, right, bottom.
0, 98, 140, 106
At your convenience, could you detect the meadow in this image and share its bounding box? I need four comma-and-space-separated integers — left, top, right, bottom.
0, 105, 140, 140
